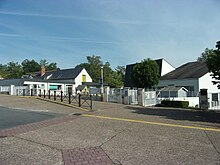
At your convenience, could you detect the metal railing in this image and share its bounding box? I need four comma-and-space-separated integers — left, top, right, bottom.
38, 89, 93, 110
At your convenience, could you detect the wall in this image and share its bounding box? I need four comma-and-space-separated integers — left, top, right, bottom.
199, 73, 220, 93
161, 59, 175, 76
157, 97, 199, 107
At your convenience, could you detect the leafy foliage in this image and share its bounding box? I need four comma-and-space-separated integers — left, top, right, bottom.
206, 41, 220, 89
0, 59, 57, 79
160, 100, 189, 108
131, 58, 160, 88
197, 48, 215, 62
22, 59, 40, 73
5, 62, 23, 79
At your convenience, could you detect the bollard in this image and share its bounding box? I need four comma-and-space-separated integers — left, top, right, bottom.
39, 89, 41, 97
23, 89, 25, 96
48, 90, 50, 99
44, 90, 46, 98
78, 94, 81, 107
90, 94, 92, 110
31, 89, 33, 96
68, 93, 71, 104
61, 91, 63, 102
54, 91, 56, 100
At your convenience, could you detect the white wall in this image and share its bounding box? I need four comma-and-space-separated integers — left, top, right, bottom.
157, 97, 199, 107
161, 59, 175, 76
199, 73, 220, 93
74, 68, 92, 88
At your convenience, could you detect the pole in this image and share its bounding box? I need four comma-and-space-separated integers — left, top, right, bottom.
100, 65, 104, 101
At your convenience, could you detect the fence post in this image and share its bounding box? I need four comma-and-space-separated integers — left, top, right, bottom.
31, 89, 33, 96
48, 90, 50, 99
68, 92, 71, 104
79, 94, 81, 107
44, 90, 45, 98
39, 89, 41, 97
54, 91, 56, 100
61, 91, 63, 102
90, 94, 92, 110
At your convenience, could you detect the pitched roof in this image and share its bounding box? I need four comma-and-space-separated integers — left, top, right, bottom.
34, 67, 84, 80
160, 62, 208, 80
160, 86, 188, 92
124, 59, 163, 87
0, 78, 25, 86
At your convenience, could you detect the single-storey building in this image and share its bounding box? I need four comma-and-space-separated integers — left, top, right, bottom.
159, 86, 188, 98
157, 61, 220, 97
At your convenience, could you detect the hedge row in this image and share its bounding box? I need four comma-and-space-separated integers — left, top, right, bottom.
160, 100, 189, 108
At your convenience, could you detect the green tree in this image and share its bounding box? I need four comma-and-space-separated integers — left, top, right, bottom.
0, 64, 8, 78
197, 48, 215, 62
39, 59, 57, 71
206, 41, 220, 89
109, 66, 125, 87
5, 62, 23, 78
131, 58, 160, 89
22, 59, 40, 73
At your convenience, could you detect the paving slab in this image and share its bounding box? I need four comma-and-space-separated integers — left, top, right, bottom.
0, 137, 62, 165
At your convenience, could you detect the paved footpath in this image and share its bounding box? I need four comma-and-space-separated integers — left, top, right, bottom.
0, 95, 220, 165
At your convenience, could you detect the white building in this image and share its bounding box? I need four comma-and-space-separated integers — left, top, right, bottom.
0, 67, 92, 95
157, 61, 220, 109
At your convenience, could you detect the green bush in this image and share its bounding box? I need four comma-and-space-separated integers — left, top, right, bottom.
161, 100, 189, 108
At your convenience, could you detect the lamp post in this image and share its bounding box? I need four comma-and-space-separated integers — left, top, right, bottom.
100, 64, 104, 101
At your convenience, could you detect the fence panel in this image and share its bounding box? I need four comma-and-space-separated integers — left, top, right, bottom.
129, 90, 138, 105
144, 91, 156, 106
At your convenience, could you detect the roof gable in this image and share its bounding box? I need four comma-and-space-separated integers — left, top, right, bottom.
160, 62, 208, 80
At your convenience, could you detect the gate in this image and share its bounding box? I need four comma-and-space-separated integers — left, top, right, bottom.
108, 88, 121, 103
129, 90, 138, 104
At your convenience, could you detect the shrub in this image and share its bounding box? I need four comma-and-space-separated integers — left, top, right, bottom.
161, 100, 189, 108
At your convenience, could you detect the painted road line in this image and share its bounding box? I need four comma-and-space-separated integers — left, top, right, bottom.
82, 114, 220, 132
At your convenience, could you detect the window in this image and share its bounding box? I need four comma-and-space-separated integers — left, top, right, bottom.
82, 75, 86, 82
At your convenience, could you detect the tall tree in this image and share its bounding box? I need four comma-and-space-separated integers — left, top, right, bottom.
206, 41, 220, 89
197, 48, 215, 62
5, 62, 23, 78
39, 59, 57, 71
131, 58, 160, 89
109, 66, 125, 87
0, 64, 8, 78
21, 59, 40, 73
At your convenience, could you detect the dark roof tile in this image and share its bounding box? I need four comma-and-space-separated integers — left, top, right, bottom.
160, 62, 208, 80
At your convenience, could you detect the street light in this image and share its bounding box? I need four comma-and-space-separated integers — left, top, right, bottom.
100, 64, 104, 101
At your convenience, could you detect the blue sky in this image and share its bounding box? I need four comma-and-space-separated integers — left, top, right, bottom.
0, 0, 219, 69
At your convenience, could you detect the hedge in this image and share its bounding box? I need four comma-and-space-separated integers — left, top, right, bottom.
161, 100, 189, 108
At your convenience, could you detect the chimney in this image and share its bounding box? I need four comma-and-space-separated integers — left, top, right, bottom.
40, 66, 45, 76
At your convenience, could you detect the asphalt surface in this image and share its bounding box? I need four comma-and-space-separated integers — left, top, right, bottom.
0, 95, 219, 165
0, 106, 63, 130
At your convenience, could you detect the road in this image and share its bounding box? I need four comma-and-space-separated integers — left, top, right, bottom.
0, 106, 63, 130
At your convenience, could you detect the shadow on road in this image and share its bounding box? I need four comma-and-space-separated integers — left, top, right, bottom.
126, 106, 220, 124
